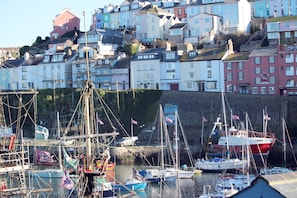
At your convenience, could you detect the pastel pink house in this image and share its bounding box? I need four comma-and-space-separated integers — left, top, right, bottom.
50, 8, 80, 40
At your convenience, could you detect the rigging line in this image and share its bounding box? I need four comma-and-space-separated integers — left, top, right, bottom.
63, 89, 85, 136
1, 92, 36, 109
94, 90, 130, 137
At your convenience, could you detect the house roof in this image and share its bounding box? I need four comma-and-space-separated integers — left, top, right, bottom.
140, 4, 173, 16
224, 52, 250, 61
232, 171, 297, 198
55, 8, 78, 19
169, 23, 187, 29
261, 171, 297, 198
3, 58, 26, 68
249, 47, 278, 57
181, 46, 227, 61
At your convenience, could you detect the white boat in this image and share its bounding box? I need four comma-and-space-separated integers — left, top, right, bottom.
138, 168, 177, 183
138, 105, 177, 183
195, 157, 246, 172
260, 166, 293, 175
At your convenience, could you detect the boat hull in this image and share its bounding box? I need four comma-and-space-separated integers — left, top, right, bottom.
138, 169, 177, 183
112, 181, 148, 191
195, 158, 247, 173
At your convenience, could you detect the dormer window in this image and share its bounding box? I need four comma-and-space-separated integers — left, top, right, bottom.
188, 51, 197, 58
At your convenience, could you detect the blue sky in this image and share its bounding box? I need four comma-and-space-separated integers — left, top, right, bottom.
0, 0, 122, 47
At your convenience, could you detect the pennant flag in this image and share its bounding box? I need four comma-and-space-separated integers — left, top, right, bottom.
60, 171, 74, 190
131, 118, 138, 125
97, 118, 104, 125
202, 116, 208, 122
263, 114, 271, 121
165, 117, 173, 123
232, 115, 240, 120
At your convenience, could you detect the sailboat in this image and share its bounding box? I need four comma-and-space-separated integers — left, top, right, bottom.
138, 105, 177, 183
195, 91, 247, 172
260, 117, 296, 175
165, 110, 194, 179
215, 112, 259, 197
58, 13, 121, 197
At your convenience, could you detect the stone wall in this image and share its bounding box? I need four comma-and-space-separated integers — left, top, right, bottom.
158, 91, 297, 144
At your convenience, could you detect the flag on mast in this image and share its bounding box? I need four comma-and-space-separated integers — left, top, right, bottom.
202, 116, 208, 122
131, 118, 138, 125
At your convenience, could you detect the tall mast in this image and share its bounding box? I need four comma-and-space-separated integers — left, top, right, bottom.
83, 11, 93, 171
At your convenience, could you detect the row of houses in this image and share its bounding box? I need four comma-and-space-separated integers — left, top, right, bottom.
2, 35, 297, 96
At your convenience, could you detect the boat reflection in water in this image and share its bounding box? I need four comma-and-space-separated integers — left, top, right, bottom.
43, 164, 220, 197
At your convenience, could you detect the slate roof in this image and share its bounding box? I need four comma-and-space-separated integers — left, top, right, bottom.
181, 46, 227, 61
224, 52, 250, 61
232, 171, 297, 198
169, 23, 187, 29
2, 58, 26, 68
261, 171, 297, 198
249, 47, 278, 57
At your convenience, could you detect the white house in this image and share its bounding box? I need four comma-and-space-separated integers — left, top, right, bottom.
179, 45, 231, 92
185, 0, 251, 33
130, 48, 165, 90
184, 13, 222, 45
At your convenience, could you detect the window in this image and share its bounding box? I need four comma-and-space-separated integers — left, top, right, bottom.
286, 66, 294, 76
208, 70, 212, 78
254, 57, 261, 64
186, 82, 193, 89
22, 83, 29, 89
285, 54, 294, 63
207, 61, 211, 68
238, 62, 243, 70
190, 62, 194, 68
22, 67, 27, 72
178, 8, 181, 15
269, 66, 275, 73
285, 32, 291, 38
238, 72, 244, 80
207, 81, 217, 89
269, 56, 275, 63
269, 87, 275, 94
226, 62, 232, 70
260, 87, 266, 94
286, 80, 294, 87
251, 87, 258, 94
189, 72, 194, 78
270, 76, 276, 84
255, 67, 261, 74
255, 77, 261, 84
22, 75, 27, 80
227, 72, 233, 81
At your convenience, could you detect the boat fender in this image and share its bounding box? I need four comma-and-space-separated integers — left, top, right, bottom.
8, 135, 16, 151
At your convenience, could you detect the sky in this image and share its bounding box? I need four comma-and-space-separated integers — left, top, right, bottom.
0, 0, 123, 48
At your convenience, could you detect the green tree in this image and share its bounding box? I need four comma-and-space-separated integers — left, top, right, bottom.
124, 43, 139, 55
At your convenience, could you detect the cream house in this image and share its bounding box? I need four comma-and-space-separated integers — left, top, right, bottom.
135, 5, 179, 41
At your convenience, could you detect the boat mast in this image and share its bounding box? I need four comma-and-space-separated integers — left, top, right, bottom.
83, 11, 93, 171
221, 91, 230, 159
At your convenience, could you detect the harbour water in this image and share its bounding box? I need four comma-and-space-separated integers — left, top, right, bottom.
45, 164, 220, 198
